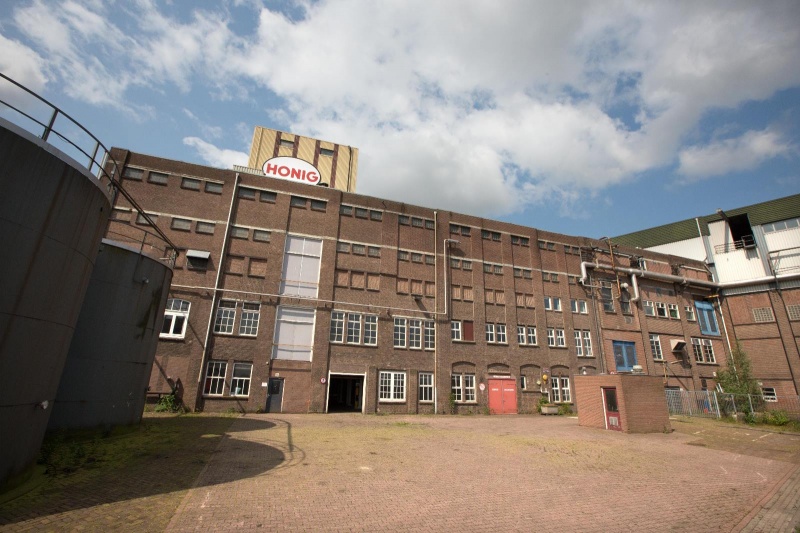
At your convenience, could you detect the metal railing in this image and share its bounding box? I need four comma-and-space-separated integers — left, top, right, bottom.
0, 72, 177, 266
666, 390, 800, 420
714, 235, 756, 254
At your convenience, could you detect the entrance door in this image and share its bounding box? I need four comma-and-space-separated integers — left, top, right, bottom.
603, 387, 622, 431
488, 379, 518, 414
327, 375, 364, 412
266, 378, 284, 413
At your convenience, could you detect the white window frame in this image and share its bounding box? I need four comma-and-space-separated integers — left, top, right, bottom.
230, 362, 252, 397
203, 360, 227, 396
485, 323, 496, 343
556, 329, 566, 347
547, 327, 556, 347
330, 311, 345, 343
394, 317, 408, 348
408, 319, 422, 349
379, 371, 406, 402
527, 326, 537, 346
364, 315, 378, 346
643, 300, 655, 316
161, 298, 190, 339
668, 303, 680, 319
761, 387, 778, 402
464, 375, 476, 402
656, 302, 668, 318
419, 372, 434, 402
239, 302, 260, 336
685, 305, 696, 321
691, 338, 716, 364
582, 331, 593, 356
214, 300, 236, 334
571, 299, 587, 314
451, 374, 463, 402
574, 330, 583, 356
517, 326, 526, 345
451, 320, 462, 341
496, 324, 507, 344
424, 320, 435, 350
650, 334, 663, 361
347, 312, 362, 344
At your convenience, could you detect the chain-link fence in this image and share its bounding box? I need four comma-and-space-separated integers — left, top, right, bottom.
665, 389, 800, 420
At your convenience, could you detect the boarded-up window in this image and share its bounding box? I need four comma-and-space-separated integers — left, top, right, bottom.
525, 294, 536, 308
226, 255, 245, 275
495, 291, 505, 305
248, 258, 268, 278
351, 271, 366, 289
411, 280, 423, 295
367, 273, 380, 291
452, 286, 462, 300
335, 270, 350, 287
272, 307, 315, 361
280, 235, 322, 297
111, 208, 131, 221
484, 290, 495, 304
516, 293, 525, 306
463, 287, 474, 301
463, 320, 474, 342
397, 278, 409, 294
425, 282, 435, 297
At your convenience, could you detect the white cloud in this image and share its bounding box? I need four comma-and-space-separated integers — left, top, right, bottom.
183, 137, 248, 168
5, 0, 800, 218
678, 129, 794, 180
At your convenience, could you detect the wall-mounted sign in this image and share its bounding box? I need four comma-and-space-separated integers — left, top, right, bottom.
479, 383, 486, 392
320, 377, 327, 384
263, 156, 321, 185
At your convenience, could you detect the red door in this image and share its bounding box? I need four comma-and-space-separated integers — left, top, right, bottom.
488, 379, 518, 414
603, 387, 622, 431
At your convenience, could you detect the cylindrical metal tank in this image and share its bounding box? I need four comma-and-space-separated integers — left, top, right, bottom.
0, 118, 111, 487
48, 239, 173, 429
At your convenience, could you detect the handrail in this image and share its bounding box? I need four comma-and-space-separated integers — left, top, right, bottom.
0, 71, 178, 266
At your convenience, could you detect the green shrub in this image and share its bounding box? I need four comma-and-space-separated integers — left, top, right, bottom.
154, 394, 181, 413
558, 404, 572, 416
761, 410, 790, 426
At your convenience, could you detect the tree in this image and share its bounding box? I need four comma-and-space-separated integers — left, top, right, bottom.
715, 341, 760, 396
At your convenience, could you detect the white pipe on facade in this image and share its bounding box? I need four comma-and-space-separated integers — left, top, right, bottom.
433, 211, 438, 414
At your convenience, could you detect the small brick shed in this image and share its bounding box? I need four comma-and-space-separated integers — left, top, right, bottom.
574, 374, 671, 433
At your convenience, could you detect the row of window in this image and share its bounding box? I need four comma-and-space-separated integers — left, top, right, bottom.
203, 361, 253, 396
341, 204, 383, 221
337, 241, 381, 257
450, 258, 473, 270
762, 217, 799, 234
123, 167, 225, 195
398, 250, 435, 264
330, 312, 378, 345
392, 318, 436, 350
643, 301, 684, 320
483, 263, 504, 275
335, 270, 381, 291
513, 267, 533, 279
397, 278, 436, 297
542, 271, 560, 283
399, 215, 435, 229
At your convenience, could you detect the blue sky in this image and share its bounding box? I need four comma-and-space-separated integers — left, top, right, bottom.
1, 0, 798, 238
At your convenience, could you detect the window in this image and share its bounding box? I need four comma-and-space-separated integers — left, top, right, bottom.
613, 341, 637, 372
196, 222, 215, 234
643, 301, 655, 316
171, 217, 192, 231
425, 255, 435, 265
692, 338, 716, 363
370, 210, 382, 221
419, 373, 433, 402
556, 329, 565, 347
511, 235, 530, 246
347, 313, 362, 344
656, 302, 667, 318
788, 304, 800, 321
148, 171, 169, 184
161, 299, 190, 339
341, 205, 353, 216
451, 374, 476, 402
280, 139, 294, 148
547, 328, 565, 347
408, 319, 422, 349
411, 217, 423, 228
752, 307, 775, 323
547, 328, 555, 346
494, 265, 503, 275
136, 212, 157, 226
352, 244, 366, 255
496, 324, 507, 344
485, 323, 495, 343
600, 281, 614, 312
424, 320, 435, 350
451, 321, 462, 341
450, 224, 471, 236
550, 377, 571, 403
425, 220, 435, 230
182, 177, 200, 190
520, 376, 528, 390
574, 331, 592, 356
272, 307, 316, 361
394, 318, 407, 348
398, 251, 409, 261
123, 167, 143, 180
668, 304, 680, 319
239, 302, 260, 336
544, 297, 561, 311
517, 326, 526, 345
330, 311, 344, 343
763, 217, 800, 233
368, 246, 380, 257
214, 300, 236, 334
260, 191, 277, 203
527, 326, 537, 345
570, 299, 588, 314
249, 258, 268, 277
290, 196, 307, 208
399, 215, 410, 225
231, 226, 249, 239
364, 315, 378, 345
685, 306, 696, 321
411, 252, 423, 263
253, 230, 271, 242
695, 301, 720, 336
650, 334, 663, 360
280, 236, 322, 297
356, 208, 369, 218
239, 187, 256, 200
311, 200, 327, 211
203, 361, 227, 396
230, 362, 252, 396
762, 387, 778, 402
483, 263, 492, 273
205, 182, 223, 194
186, 250, 210, 270
379, 371, 406, 402
320, 147, 335, 157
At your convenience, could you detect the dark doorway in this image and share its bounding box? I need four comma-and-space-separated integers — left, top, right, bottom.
327, 375, 364, 413
266, 378, 284, 413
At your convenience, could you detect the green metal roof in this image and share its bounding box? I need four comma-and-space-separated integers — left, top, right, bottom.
614, 193, 800, 248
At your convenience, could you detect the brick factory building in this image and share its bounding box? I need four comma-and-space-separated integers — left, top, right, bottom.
106, 147, 800, 414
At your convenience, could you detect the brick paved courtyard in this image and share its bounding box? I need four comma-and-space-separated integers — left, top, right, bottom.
3, 414, 800, 532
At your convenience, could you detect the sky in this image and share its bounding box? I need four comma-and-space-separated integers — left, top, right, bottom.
1, 0, 799, 239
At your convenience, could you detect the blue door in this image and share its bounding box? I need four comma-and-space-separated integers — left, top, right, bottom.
612, 341, 637, 372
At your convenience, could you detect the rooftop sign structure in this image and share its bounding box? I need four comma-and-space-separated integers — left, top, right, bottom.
262, 156, 321, 186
